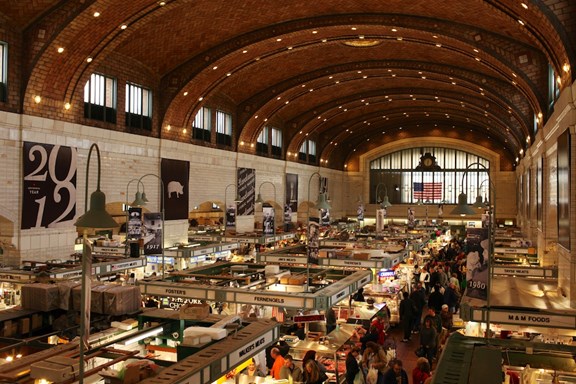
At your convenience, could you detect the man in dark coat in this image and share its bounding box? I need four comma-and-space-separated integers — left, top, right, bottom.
399, 291, 416, 342
428, 283, 445, 313
410, 282, 427, 333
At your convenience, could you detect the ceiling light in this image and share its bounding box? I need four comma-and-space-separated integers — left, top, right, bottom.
521, 3, 528, 9
433, 35, 438, 39
276, 38, 282, 42
391, 28, 397, 32
475, 57, 481, 61
86, 57, 93, 63
242, 50, 248, 53
34, 95, 41, 103
351, 27, 357, 30
166, 125, 171, 131
518, 19, 525, 26
436, 43, 442, 47
397, 37, 403, 41
322, 39, 327, 42
212, 66, 218, 70
287, 46, 293, 50
93, 11, 101, 17
312, 30, 318, 34
57, 47, 64, 53
158, 1, 166, 6
285, 101, 289, 104
342, 40, 381, 47
183, 128, 187, 134
198, 96, 203, 101
226, 73, 231, 76
64, 102, 71, 110
120, 24, 128, 29
183, 91, 188, 96
363, 75, 367, 78
563, 63, 570, 73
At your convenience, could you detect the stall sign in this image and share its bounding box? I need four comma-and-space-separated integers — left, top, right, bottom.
329, 259, 370, 267
495, 247, 532, 254
221, 243, 238, 251
190, 235, 218, 241
378, 270, 395, 278
146, 256, 174, 264
0, 274, 31, 280
109, 259, 145, 272
322, 241, 353, 247
492, 266, 545, 277
229, 329, 274, 366
293, 314, 326, 323
193, 247, 214, 256
143, 284, 206, 299
330, 287, 350, 304
473, 309, 576, 329
235, 292, 306, 308
262, 255, 303, 263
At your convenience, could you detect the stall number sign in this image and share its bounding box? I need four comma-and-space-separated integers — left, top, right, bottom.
492, 266, 544, 277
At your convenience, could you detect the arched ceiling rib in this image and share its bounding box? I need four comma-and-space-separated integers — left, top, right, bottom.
2, 0, 574, 172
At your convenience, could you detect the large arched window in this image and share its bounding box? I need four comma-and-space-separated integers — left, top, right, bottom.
369, 148, 490, 205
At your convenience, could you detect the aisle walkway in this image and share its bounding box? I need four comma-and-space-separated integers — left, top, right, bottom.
386, 325, 420, 382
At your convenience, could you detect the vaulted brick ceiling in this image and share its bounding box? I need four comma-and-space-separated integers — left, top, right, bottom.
3, 0, 575, 171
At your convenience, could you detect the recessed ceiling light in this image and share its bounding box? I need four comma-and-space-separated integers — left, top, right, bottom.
521, 3, 528, 9
321, 39, 328, 43
276, 38, 282, 42
436, 43, 442, 47
57, 47, 64, 53
312, 30, 318, 34
391, 28, 398, 32
351, 27, 357, 30
64, 102, 71, 110
183, 128, 187, 134
518, 19, 525, 26
158, 1, 166, 6
183, 91, 188, 96
242, 50, 248, 53
397, 37, 403, 41
198, 97, 203, 101
34, 95, 41, 103
475, 57, 481, 61
166, 125, 171, 131
212, 66, 218, 70
120, 24, 128, 29
227, 72, 231, 76
93, 11, 101, 17
86, 57, 93, 63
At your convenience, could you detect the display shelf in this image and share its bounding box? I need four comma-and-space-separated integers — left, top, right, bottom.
287, 323, 357, 383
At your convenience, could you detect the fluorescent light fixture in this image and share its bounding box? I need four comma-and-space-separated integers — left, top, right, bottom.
121, 327, 163, 345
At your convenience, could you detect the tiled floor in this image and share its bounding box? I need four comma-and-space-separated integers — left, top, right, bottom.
385, 325, 421, 380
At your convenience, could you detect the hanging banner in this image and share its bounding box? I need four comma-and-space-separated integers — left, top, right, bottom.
357, 202, 365, 221
320, 209, 331, 226
464, 227, 489, 301
237, 168, 255, 216
307, 220, 320, 265
376, 209, 386, 232
161, 158, 189, 220
284, 174, 298, 225
127, 207, 142, 240
143, 212, 163, 255
22, 142, 77, 229
407, 207, 415, 228
226, 204, 236, 229
263, 206, 275, 235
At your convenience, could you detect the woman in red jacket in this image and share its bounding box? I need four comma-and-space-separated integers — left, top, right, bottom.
412, 357, 432, 384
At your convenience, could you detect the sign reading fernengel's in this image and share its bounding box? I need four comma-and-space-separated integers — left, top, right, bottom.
488, 311, 576, 329
235, 292, 306, 308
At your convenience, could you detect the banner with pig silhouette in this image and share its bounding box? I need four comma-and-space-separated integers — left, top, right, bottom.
161, 158, 189, 220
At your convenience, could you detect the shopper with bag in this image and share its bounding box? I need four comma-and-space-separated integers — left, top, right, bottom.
345, 346, 363, 384
362, 341, 388, 384
382, 359, 409, 384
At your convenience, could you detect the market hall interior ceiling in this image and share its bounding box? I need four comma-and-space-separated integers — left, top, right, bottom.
1, 0, 574, 171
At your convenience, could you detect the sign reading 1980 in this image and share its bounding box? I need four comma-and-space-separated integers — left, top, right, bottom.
22, 142, 77, 229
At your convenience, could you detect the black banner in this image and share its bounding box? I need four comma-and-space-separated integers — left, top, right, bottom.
307, 220, 320, 265
225, 205, 236, 228
143, 212, 163, 255
161, 158, 189, 220
464, 227, 489, 301
22, 142, 77, 229
284, 174, 298, 227
263, 206, 275, 235
237, 168, 255, 216
127, 207, 142, 240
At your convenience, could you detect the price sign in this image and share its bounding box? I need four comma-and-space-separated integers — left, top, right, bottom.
22, 142, 77, 229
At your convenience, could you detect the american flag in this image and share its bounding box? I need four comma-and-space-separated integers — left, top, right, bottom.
413, 182, 442, 200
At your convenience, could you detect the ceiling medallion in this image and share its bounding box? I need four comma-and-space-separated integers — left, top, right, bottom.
342, 40, 382, 48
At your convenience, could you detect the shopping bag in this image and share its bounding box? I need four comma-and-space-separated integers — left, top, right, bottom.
354, 371, 365, 384
365, 368, 379, 384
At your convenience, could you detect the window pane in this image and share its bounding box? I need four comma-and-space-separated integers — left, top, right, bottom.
271, 127, 282, 147
257, 127, 269, 144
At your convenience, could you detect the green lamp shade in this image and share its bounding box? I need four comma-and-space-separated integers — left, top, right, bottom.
255, 193, 264, 204
141, 191, 150, 203
315, 192, 331, 210
450, 192, 478, 216
75, 189, 119, 228
131, 191, 147, 207
380, 195, 392, 208
473, 195, 484, 208
416, 198, 423, 205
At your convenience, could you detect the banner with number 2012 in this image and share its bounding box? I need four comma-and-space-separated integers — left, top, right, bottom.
22, 142, 77, 229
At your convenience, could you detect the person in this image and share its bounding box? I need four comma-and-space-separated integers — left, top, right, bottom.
419, 318, 438, 364
303, 359, 328, 384
240, 358, 265, 380
382, 359, 409, 384
325, 307, 337, 334
423, 308, 442, 334
269, 347, 286, 379
289, 322, 306, 340
440, 304, 453, 330
360, 325, 380, 352
352, 288, 366, 302
419, 267, 430, 294
410, 283, 426, 333
427, 283, 445, 313
412, 357, 432, 384
399, 291, 416, 342
302, 350, 327, 374
443, 282, 461, 314
345, 346, 362, 384
279, 354, 303, 382
370, 312, 387, 345
362, 341, 388, 384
